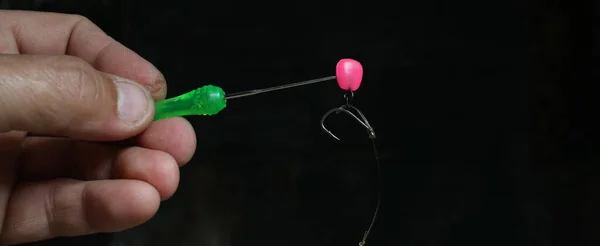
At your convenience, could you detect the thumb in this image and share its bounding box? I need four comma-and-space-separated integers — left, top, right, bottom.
0, 54, 155, 141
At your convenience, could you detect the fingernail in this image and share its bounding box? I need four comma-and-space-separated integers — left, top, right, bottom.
115, 81, 150, 124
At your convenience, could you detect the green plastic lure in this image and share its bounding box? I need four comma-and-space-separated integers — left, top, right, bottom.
153, 76, 337, 121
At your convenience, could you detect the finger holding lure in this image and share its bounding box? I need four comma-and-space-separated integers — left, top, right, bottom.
26, 58, 382, 246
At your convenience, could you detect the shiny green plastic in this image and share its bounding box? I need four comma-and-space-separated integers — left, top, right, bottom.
153, 85, 227, 121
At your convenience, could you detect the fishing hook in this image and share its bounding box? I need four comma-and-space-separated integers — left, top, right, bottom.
320, 91, 376, 141
321, 58, 381, 246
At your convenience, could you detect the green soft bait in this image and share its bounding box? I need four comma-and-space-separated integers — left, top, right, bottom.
154, 85, 226, 121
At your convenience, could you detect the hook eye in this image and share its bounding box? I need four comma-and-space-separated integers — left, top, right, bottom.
344, 91, 355, 105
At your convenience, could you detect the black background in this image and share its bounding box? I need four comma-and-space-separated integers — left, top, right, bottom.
2, 0, 600, 245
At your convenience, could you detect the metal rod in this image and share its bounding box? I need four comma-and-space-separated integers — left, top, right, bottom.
225, 75, 337, 100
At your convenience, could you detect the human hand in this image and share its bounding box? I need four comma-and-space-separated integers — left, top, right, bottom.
0, 10, 196, 245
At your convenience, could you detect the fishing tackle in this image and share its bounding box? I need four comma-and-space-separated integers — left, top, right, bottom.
321, 59, 375, 141
24, 58, 383, 246
320, 59, 381, 246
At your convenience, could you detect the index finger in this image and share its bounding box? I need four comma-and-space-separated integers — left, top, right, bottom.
0, 10, 166, 100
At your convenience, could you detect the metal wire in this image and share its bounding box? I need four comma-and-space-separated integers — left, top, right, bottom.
225, 76, 337, 100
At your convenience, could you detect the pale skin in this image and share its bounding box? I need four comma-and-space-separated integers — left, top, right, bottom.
0, 10, 197, 245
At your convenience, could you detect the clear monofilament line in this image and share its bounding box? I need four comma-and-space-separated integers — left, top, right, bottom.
225, 75, 337, 100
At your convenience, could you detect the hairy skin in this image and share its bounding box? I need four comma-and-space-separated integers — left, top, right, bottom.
0, 10, 197, 245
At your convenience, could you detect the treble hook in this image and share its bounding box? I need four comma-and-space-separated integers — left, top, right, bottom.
322, 58, 381, 246
320, 91, 376, 141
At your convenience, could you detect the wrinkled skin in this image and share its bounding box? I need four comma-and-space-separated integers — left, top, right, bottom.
0, 10, 196, 245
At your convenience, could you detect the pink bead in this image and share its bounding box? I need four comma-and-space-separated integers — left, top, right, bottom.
335, 58, 363, 91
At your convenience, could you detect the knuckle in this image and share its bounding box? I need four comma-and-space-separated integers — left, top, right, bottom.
45, 182, 90, 236
43, 185, 58, 236
49, 55, 88, 68
48, 56, 104, 101
67, 14, 90, 25
40, 57, 111, 132
0, 55, 112, 134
